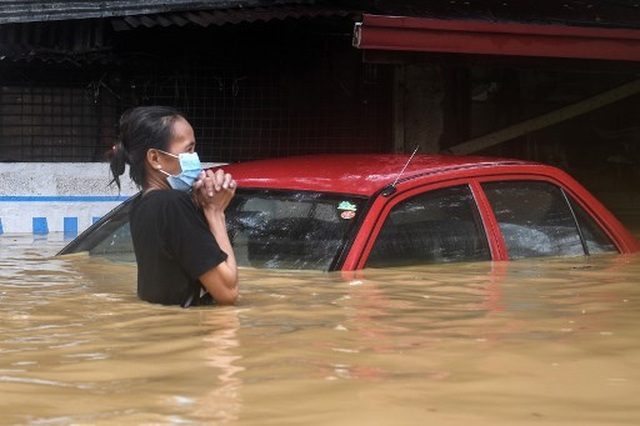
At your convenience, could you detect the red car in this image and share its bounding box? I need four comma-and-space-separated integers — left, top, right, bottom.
58, 154, 640, 271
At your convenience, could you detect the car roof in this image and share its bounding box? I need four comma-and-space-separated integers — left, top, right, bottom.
219, 154, 533, 196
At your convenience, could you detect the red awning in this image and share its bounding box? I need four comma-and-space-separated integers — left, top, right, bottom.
353, 14, 640, 62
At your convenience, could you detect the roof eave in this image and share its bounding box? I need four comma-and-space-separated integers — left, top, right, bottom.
353, 14, 640, 62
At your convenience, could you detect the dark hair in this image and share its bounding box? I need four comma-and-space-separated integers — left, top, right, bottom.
109, 105, 183, 189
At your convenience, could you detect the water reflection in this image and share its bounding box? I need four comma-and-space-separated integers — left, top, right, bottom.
1, 233, 640, 425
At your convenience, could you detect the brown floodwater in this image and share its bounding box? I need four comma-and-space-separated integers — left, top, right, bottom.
1, 225, 640, 426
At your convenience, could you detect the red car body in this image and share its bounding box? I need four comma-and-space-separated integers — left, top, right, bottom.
222, 154, 640, 271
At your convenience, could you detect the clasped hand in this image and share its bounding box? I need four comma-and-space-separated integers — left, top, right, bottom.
192, 168, 236, 211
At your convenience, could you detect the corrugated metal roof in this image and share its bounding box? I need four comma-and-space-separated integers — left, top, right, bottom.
2, 0, 638, 63
111, 5, 352, 31
0, 4, 353, 62
2, 0, 638, 29
0, 19, 113, 63
0, 0, 318, 24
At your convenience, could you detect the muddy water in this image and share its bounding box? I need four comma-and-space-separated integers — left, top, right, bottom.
1, 231, 640, 426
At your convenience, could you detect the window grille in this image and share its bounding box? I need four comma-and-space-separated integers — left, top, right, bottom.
0, 85, 117, 162
129, 62, 393, 164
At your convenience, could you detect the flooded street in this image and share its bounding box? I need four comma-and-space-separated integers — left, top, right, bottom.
1, 231, 640, 425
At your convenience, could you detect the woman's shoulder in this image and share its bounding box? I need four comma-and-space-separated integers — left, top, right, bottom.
135, 189, 194, 211
142, 189, 191, 201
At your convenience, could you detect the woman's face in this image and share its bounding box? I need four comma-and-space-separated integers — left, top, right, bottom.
160, 116, 197, 176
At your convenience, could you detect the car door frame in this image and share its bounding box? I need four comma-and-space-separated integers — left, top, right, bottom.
343, 175, 497, 270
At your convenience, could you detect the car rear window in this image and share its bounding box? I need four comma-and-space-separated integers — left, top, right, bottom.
57, 194, 137, 262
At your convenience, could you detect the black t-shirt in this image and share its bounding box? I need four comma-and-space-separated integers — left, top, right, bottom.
129, 189, 228, 307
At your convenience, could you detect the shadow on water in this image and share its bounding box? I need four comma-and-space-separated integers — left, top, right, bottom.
1, 230, 640, 425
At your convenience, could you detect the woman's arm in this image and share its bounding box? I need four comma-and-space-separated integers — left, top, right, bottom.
193, 169, 239, 305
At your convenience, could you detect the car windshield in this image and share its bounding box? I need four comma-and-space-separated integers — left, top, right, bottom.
58, 189, 366, 271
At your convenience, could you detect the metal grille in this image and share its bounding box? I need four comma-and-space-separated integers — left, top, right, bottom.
0, 85, 117, 162
129, 61, 392, 164
0, 58, 391, 163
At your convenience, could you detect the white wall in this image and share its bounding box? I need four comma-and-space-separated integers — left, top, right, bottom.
0, 163, 138, 235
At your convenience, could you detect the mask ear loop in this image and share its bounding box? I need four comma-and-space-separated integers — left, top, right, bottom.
153, 149, 180, 177
157, 168, 171, 177
157, 149, 179, 159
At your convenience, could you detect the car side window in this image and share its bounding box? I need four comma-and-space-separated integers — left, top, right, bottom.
366, 185, 491, 268
482, 180, 615, 259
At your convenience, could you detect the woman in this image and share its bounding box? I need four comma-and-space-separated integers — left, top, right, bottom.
109, 106, 238, 307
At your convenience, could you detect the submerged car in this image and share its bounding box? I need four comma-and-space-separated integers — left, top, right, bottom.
57, 154, 640, 270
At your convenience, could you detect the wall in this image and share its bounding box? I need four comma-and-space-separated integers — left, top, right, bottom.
0, 163, 138, 236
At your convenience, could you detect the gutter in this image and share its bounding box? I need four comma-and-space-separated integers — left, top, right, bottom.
353, 14, 640, 62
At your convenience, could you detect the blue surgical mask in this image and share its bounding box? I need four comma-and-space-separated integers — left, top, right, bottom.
158, 150, 203, 191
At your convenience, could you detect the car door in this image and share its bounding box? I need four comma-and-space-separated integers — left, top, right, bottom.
362, 183, 492, 268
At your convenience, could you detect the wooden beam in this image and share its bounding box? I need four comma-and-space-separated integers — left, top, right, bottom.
445, 78, 640, 155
